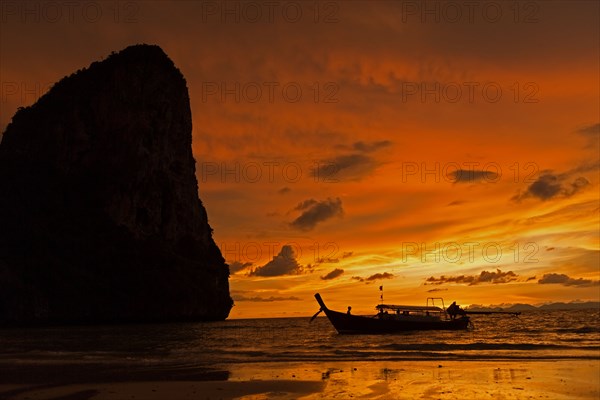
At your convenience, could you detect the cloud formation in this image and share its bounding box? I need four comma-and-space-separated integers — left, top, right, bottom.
449, 169, 499, 183
313, 140, 392, 181
310, 251, 353, 268
320, 268, 344, 280
577, 123, 600, 136
351, 140, 392, 153
315, 257, 340, 264
536, 175, 588, 199
249, 245, 305, 277
313, 154, 377, 182
513, 173, 590, 202
367, 272, 394, 281
352, 272, 394, 283
526, 174, 563, 199
577, 122, 600, 148
538, 273, 599, 287
228, 261, 253, 274
290, 197, 343, 231
427, 288, 448, 292
425, 269, 518, 285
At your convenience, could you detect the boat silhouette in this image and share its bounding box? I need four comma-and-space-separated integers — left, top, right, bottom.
312, 293, 470, 334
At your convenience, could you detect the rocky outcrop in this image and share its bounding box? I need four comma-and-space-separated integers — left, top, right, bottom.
0, 44, 232, 324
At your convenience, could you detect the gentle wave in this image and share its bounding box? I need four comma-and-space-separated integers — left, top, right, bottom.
379, 342, 600, 351
555, 326, 600, 334
0, 309, 598, 365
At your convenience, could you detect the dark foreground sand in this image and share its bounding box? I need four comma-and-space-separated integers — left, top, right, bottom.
1, 360, 598, 399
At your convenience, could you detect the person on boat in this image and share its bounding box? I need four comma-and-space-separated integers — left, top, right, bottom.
347, 306, 352, 315
448, 302, 466, 319
448, 302, 458, 319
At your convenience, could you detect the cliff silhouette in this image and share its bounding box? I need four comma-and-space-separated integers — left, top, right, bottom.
0, 44, 233, 325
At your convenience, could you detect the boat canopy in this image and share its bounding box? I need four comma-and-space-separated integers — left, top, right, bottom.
376, 304, 444, 312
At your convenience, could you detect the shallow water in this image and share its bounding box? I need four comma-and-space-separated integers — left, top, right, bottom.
0, 310, 598, 370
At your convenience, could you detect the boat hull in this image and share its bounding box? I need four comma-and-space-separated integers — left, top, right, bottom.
314, 294, 469, 334
322, 308, 469, 334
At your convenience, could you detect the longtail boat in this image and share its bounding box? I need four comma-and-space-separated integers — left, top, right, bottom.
312, 293, 470, 333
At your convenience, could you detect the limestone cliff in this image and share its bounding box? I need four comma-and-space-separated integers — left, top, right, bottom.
0, 44, 232, 324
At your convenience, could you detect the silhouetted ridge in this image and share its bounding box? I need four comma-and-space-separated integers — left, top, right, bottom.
0, 44, 232, 325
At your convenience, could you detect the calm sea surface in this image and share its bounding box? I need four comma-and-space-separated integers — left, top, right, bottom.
1, 310, 598, 371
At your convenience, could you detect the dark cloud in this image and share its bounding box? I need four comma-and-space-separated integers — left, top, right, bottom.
306, 251, 347, 269
512, 173, 590, 202
352, 140, 392, 153
312, 154, 378, 181
313, 140, 391, 181
427, 288, 448, 293
233, 295, 302, 302
294, 199, 318, 210
577, 123, 600, 135
568, 160, 600, 175
341, 251, 354, 258
367, 272, 394, 281
315, 257, 339, 264
426, 269, 518, 286
321, 268, 345, 280
526, 276, 537, 282
249, 245, 304, 277
538, 273, 599, 287
353, 272, 394, 283
334, 140, 392, 153
290, 197, 343, 231
228, 261, 253, 274
278, 187, 291, 194
449, 169, 499, 183
447, 200, 466, 206
527, 174, 562, 199
577, 123, 600, 148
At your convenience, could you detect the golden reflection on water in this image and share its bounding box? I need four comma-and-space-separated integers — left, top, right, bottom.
228, 360, 599, 399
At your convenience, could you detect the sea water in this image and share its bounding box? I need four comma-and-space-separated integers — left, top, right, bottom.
1, 309, 598, 370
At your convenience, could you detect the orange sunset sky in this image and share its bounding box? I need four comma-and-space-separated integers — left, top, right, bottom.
1, 1, 598, 319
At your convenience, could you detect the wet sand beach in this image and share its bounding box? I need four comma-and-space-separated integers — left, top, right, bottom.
1, 360, 598, 399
